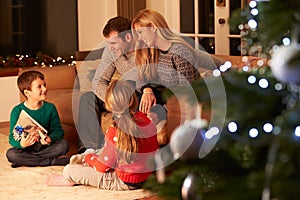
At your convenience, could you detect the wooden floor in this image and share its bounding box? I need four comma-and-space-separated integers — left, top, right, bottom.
0, 121, 9, 135
0, 120, 162, 200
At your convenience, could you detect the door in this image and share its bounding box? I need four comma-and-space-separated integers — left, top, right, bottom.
180, 0, 247, 55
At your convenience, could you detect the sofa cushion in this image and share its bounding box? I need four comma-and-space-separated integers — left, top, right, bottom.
76, 59, 101, 92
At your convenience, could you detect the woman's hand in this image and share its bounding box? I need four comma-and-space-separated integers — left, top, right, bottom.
139, 88, 156, 114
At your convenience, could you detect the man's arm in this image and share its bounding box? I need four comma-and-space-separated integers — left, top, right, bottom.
92, 46, 117, 101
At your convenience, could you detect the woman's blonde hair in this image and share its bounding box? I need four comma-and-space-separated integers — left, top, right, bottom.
105, 80, 141, 163
131, 8, 194, 81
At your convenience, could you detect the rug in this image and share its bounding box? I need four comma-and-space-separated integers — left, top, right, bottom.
0, 132, 154, 200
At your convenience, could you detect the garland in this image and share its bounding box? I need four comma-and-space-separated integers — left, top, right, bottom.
0, 52, 75, 68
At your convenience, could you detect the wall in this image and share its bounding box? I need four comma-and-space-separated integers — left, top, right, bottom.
77, 0, 117, 51
0, 76, 20, 122
146, 0, 180, 32
77, 0, 180, 51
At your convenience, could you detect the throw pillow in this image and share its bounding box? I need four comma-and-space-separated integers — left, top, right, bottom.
76, 59, 101, 92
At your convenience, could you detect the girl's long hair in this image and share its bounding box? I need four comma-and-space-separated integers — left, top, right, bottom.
131, 8, 194, 81
105, 80, 142, 163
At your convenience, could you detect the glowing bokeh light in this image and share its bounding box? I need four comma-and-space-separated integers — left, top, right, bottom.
295, 126, 300, 137
258, 78, 269, 89
282, 37, 291, 46
248, 75, 256, 84
249, 128, 259, 138
213, 69, 221, 77
248, 19, 258, 29
263, 123, 273, 133
228, 122, 238, 133
249, 1, 257, 8
251, 8, 259, 16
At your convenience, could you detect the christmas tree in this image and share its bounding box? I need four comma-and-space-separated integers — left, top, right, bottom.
144, 1, 300, 199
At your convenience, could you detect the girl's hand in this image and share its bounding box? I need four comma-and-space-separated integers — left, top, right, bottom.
139, 89, 156, 114
147, 112, 159, 124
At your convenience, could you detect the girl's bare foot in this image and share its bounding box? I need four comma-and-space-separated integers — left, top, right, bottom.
46, 174, 75, 186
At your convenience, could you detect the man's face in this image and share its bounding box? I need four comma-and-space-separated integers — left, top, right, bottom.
105, 31, 130, 57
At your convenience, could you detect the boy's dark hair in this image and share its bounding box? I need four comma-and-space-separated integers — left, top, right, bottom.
102, 16, 132, 41
17, 70, 44, 97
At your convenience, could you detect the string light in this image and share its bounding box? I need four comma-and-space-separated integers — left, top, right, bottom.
249, 1, 257, 8
228, 121, 238, 133
282, 37, 291, 46
247, 75, 256, 84
258, 78, 269, 89
205, 127, 220, 139
248, 19, 258, 29
263, 123, 273, 133
249, 128, 259, 138
295, 126, 300, 137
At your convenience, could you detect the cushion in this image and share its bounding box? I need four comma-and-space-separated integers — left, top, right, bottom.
76, 59, 101, 92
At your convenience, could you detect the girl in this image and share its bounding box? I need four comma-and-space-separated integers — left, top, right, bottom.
47, 80, 159, 190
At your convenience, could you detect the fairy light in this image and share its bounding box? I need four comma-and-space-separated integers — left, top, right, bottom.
248, 19, 258, 29
251, 8, 259, 16
228, 121, 238, 133
249, 128, 259, 138
248, 75, 256, 84
242, 66, 250, 71
257, 59, 265, 67
263, 123, 273, 133
213, 69, 221, 77
249, 1, 257, 8
295, 126, 300, 137
258, 78, 269, 89
274, 83, 283, 91
282, 37, 291, 46
205, 127, 220, 139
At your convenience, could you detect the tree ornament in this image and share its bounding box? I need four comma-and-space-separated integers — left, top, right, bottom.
270, 42, 300, 83
170, 120, 206, 160
181, 173, 201, 200
169, 103, 207, 160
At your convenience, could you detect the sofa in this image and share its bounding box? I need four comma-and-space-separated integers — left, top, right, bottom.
17, 51, 265, 156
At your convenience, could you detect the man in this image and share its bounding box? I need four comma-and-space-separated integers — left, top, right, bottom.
76, 16, 136, 153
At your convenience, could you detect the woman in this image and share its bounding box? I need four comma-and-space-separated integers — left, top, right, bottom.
131, 8, 221, 114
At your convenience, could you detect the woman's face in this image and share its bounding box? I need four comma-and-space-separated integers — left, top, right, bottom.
134, 24, 157, 47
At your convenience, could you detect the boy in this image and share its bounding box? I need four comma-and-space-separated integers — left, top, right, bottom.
6, 70, 69, 168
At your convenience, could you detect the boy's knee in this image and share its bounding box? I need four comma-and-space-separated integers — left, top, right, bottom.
53, 139, 69, 154
6, 148, 18, 162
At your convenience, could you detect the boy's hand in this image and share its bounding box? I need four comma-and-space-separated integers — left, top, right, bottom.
20, 132, 39, 148
40, 136, 51, 145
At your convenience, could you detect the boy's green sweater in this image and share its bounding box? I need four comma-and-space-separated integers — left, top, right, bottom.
9, 101, 64, 149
